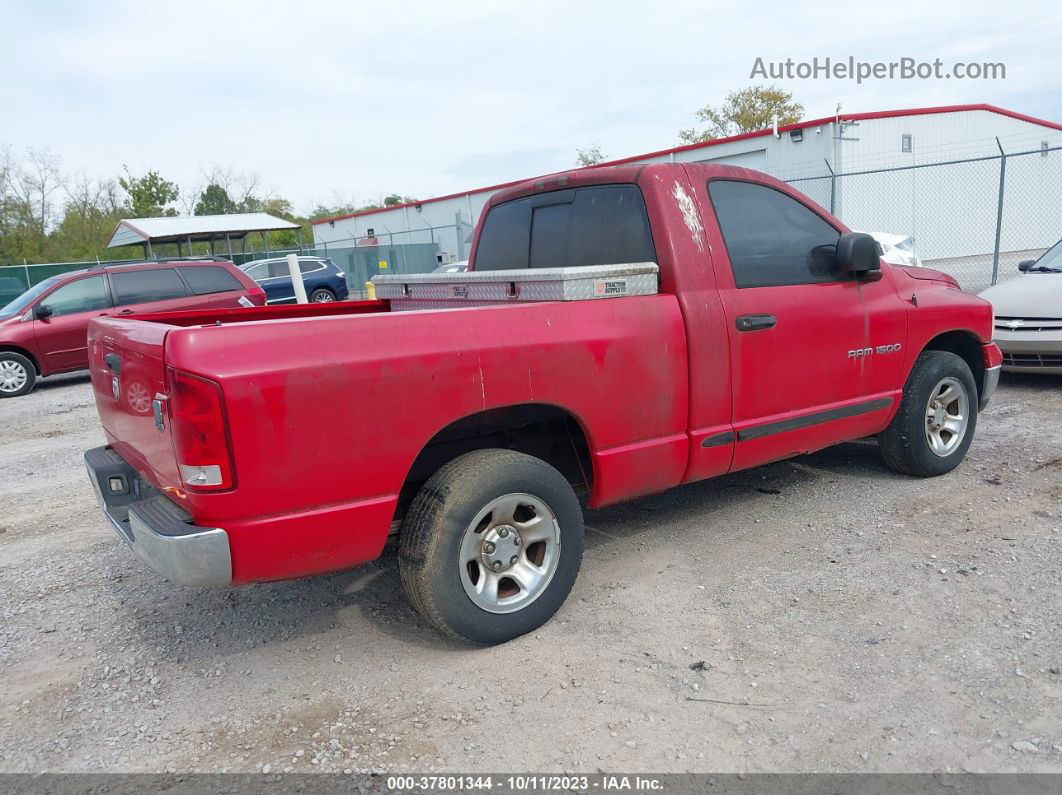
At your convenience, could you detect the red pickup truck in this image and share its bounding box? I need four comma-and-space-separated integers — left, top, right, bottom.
84, 163, 1001, 645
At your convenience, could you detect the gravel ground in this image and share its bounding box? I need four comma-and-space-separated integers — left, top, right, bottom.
0, 371, 1059, 774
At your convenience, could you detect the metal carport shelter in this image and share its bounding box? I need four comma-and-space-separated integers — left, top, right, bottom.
106, 213, 301, 259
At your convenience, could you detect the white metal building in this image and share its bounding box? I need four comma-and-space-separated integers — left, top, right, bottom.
312, 104, 1062, 279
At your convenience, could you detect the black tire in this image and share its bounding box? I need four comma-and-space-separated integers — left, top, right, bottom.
399, 449, 584, 645
0, 351, 37, 398
880, 350, 978, 477
309, 288, 336, 303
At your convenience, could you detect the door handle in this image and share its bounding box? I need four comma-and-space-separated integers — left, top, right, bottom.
735, 314, 777, 332
119, 309, 135, 315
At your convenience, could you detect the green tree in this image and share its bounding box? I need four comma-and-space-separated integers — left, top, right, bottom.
51, 175, 125, 261
194, 183, 238, 216
679, 85, 803, 144
576, 144, 606, 167
118, 166, 179, 217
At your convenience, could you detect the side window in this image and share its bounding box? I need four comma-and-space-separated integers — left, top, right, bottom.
475, 185, 656, 271
246, 261, 289, 279
40, 276, 111, 316
111, 269, 188, 305
299, 260, 324, 274
708, 180, 841, 288
178, 266, 244, 295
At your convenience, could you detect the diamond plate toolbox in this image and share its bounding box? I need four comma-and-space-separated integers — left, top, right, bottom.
372, 262, 658, 306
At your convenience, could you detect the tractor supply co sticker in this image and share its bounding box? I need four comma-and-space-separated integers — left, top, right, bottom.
594, 278, 628, 296
378, 260, 389, 269
451, 284, 469, 298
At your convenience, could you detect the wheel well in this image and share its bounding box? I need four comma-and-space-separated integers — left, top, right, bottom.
396, 404, 593, 526
0, 345, 40, 375
923, 331, 984, 399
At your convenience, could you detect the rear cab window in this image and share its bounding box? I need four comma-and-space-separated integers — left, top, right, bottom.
110, 268, 189, 305
178, 266, 244, 295
475, 185, 656, 270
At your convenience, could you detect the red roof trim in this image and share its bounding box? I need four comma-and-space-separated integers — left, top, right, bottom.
312, 104, 1062, 225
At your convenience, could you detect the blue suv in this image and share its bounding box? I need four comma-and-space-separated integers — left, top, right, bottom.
241, 256, 349, 303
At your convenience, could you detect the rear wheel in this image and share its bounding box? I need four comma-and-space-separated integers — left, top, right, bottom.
309, 288, 336, 303
880, 350, 977, 477
399, 449, 584, 645
0, 352, 36, 398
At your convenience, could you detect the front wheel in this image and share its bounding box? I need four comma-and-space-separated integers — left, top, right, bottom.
399, 449, 584, 645
0, 351, 36, 398
880, 350, 978, 477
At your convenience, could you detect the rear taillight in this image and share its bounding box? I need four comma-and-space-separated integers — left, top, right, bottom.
166, 368, 235, 490
250, 287, 267, 305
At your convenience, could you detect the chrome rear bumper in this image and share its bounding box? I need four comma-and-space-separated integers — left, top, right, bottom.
84, 446, 232, 586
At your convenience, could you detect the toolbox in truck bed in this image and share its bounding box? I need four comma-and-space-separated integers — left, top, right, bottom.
372, 262, 658, 310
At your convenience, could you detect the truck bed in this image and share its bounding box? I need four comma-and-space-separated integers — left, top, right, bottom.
87, 292, 689, 583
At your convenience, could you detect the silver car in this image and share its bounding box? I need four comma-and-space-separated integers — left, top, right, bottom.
979, 239, 1062, 373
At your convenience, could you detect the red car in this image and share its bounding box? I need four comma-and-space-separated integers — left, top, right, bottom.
84, 164, 1000, 644
0, 258, 264, 397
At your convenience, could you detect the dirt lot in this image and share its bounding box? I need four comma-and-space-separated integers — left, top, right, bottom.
0, 372, 1059, 775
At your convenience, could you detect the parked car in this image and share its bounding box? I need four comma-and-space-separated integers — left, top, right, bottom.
84, 163, 999, 645
979, 238, 1062, 373
240, 256, 349, 303
0, 258, 264, 398
432, 260, 469, 274
865, 232, 923, 267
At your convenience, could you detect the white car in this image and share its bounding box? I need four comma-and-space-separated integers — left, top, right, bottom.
432, 260, 469, 274
864, 232, 923, 268
978, 239, 1062, 374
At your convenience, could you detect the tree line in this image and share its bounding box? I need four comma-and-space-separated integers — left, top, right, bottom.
0, 146, 414, 266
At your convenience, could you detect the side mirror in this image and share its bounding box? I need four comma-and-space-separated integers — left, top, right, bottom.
836, 232, 883, 280
1017, 259, 1036, 273
33, 304, 53, 319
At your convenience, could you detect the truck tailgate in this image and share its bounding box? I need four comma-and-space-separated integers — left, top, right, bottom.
88, 317, 183, 492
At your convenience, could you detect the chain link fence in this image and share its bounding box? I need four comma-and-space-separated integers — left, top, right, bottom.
784, 143, 1062, 293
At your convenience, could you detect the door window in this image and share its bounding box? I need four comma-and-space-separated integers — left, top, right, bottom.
475, 185, 656, 271
110, 268, 188, 305
39, 276, 111, 316
178, 266, 244, 295
708, 180, 841, 288
243, 262, 268, 280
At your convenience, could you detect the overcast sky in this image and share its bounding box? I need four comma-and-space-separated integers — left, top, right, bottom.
2, 0, 1059, 213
